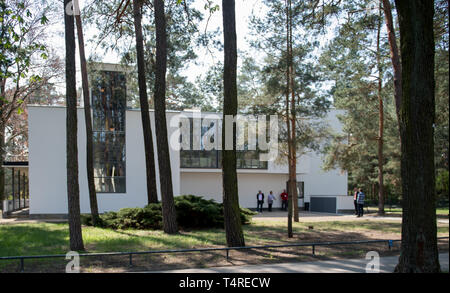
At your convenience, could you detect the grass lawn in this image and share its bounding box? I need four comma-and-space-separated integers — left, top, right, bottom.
0, 218, 448, 272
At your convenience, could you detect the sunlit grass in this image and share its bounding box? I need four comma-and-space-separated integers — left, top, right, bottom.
0, 218, 447, 260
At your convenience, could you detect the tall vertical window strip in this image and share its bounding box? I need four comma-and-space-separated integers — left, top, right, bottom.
91, 71, 126, 193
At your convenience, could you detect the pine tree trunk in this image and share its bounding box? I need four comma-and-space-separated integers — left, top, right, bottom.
0, 81, 5, 212
285, 0, 294, 237
0, 123, 5, 212
153, 0, 178, 234
382, 0, 402, 122
376, 7, 385, 215
288, 0, 299, 222
75, 9, 100, 226
133, 0, 158, 204
65, 0, 84, 251
394, 0, 440, 273
222, 0, 245, 247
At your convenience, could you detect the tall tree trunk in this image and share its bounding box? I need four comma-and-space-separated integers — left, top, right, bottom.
394, 0, 440, 273
285, 0, 294, 237
153, 0, 178, 234
381, 0, 402, 122
289, 0, 299, 223
64, 0, 84, 251
74, 3, 100, 226
133, 0, 158, 204
376, 5, 385, 215
0, 124, 5, 212
0, 81, 5, 212
222, 0, 245, 247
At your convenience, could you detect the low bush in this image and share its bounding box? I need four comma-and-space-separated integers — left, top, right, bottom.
81, 195, 256, 230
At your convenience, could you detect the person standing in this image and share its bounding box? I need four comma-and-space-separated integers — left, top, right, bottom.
357, 188, 365, 217
267, 191, 276, 212
353, 187, 359, 215
280, 189, 288, 211
256, 190, 264, 212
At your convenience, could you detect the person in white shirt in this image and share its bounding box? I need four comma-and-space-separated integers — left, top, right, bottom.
267, 191, 276, 212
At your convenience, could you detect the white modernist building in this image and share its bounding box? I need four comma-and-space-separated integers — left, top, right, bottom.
27, 69, 352, 216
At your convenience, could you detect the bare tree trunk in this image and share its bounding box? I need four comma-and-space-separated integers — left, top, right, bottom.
289, 0, 299, 223
222, 0, 245, 247
153, 0, 178, 234
285, 0, 294, 237
64, 0, 84, 251
133, 0, 158, 204
0, 124, 5, 212
75, 4, 100, 226
381, 0, 402, 122
0, 81, 5, 212
376, 5, 385, 215
394, 0, 440, 273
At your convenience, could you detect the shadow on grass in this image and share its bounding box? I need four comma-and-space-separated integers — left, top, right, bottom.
0, 221, 448, 272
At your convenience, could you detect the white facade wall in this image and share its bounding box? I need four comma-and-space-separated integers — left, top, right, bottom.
28, 106, 180, 214
28, 106, 348, 214
180, 171, 289, 209
298, 110, 346, 195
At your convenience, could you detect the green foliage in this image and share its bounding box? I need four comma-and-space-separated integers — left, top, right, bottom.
321, 0, 449, 204
320, 0, 401, 199
244, 0, 332, 161
82, 195, 256, 230
83, 0, 213, 111
0, 0, 48, 84
434, 0, 449, 170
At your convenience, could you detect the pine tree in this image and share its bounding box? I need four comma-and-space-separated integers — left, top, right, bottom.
64, 0, 84, 251
154, 0, 178, 234
394, 0, 440, 273
132, 0, 158, 204
74, 0, 100, 226
222, 0, 245, 247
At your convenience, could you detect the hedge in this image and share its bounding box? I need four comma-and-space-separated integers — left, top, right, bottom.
82, 195, 256, 230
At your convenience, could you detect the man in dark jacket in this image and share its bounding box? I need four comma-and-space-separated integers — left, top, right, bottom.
256, 190, 264, 212
357, 188, 365, 217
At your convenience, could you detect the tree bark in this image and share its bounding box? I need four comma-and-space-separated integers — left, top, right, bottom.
153, 0, 178, 234
394, 0, 440, 273
0, 124, 5, 212
381, 0, 402, 122
222, 0, 245, 247
75, 4, 100, 226
285, 0, 294, 237
0, 80, 5, 212
133, 0, 158, 204
376, 6, 385, 215
64, 0, 84, 251
288, 0, 299, 223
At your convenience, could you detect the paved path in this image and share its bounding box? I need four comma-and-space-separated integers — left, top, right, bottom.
252, 211, 449, 224
147, 253, 449, 273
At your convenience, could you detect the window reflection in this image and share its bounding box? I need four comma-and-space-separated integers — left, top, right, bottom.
91, 71, 126, 193
180, 117, 268, 169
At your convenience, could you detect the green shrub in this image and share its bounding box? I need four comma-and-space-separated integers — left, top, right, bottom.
83, 195, 256, 230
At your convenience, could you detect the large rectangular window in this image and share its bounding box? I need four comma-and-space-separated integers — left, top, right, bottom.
180, 117, 268, 169
91, 71, 126, 193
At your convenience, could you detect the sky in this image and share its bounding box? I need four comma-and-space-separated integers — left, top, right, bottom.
44, 0, 341, 95
81, 0, 264, 84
